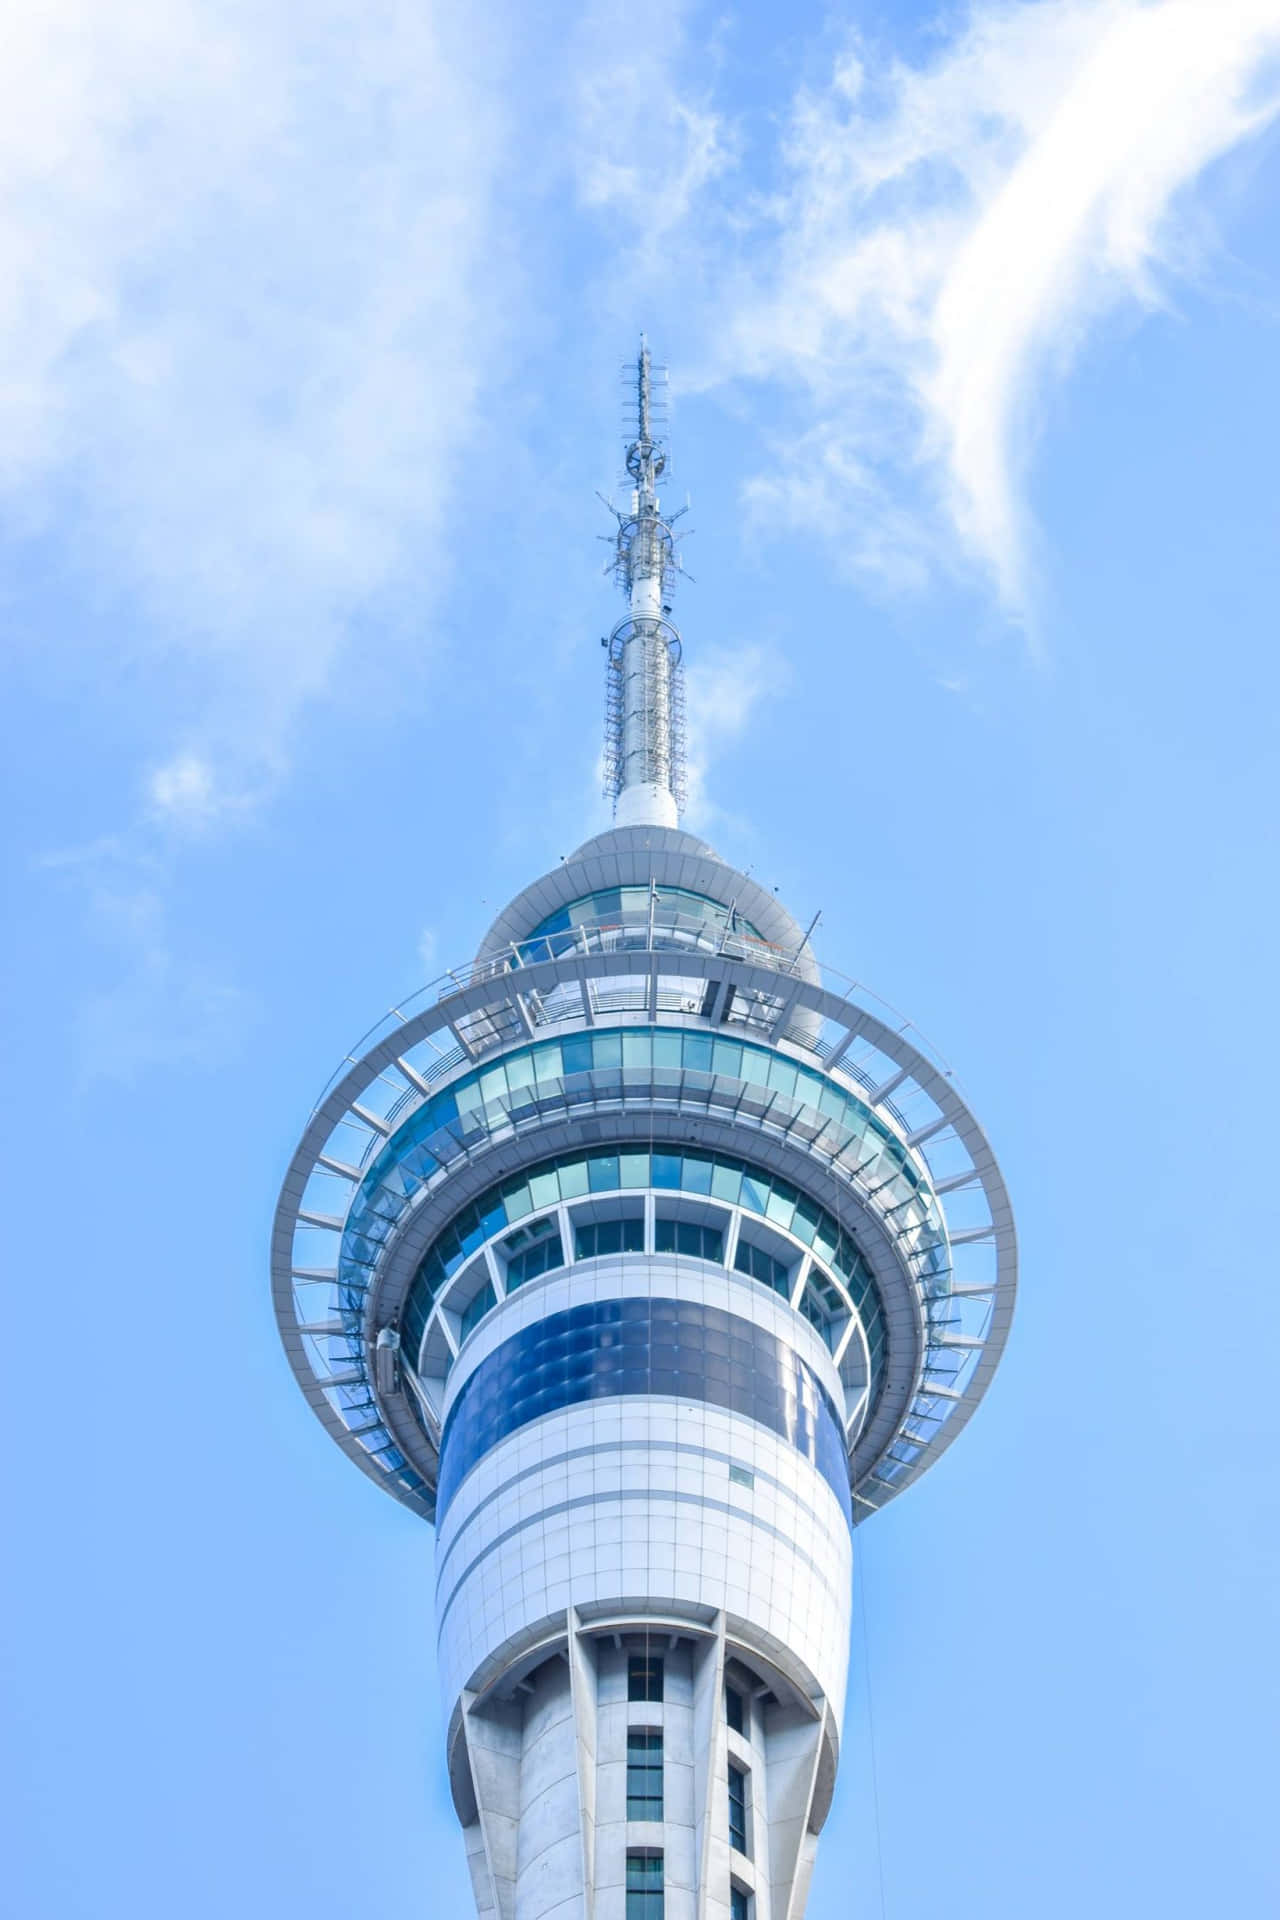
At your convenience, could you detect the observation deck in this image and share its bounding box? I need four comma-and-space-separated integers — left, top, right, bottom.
272, 825, 1016, 1531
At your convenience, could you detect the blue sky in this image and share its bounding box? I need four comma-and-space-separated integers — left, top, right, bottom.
3, 1, 1279, 1914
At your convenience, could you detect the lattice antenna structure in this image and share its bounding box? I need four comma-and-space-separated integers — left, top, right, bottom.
602, 338, 688, 828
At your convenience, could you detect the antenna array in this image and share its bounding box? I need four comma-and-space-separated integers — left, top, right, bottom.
601, 340, 688, 825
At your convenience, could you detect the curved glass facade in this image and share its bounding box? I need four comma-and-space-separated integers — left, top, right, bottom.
400, 1142, 886, 1399
528, 887, 766, 950
436, 1296, 853, 1527
342, 1025, 947, 1307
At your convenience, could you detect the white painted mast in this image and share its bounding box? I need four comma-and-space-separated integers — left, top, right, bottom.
604, 339, 686, 830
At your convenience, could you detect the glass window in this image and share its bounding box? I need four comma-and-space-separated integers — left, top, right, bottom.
627, 1731, 664, 1821
710, 1161, 743, 1205
728, 1765, 749, 1855
681, 1153, 714, 1195
734, 1238, 792, 1298
626, 1851, 664, 1920
575, 1218, 645, 1260
799, 1286, 833, 1348
435, 1296, 855, 1528
593, 1032, 623, 1069
533, 1042, 563, 1086
500, 1177, 532, 1222
711, 1037, 743, 1078
588, 1152, 621, 1192
459, 1281, 496, 1340
530, 886, 766, 946
504, 1051, 536, 1089
505, 1232, 563, 1292
622, 1031, 652, 1069
404, 1129, 892, 1422
683, 1033, 713, 1074
766, 1055, 799, 1098
739, 1170, 769, 1214
730, 1888, 750, 1920
349, 1020, 926, 1465
528, 1167, 560, 1209
725, 1686, 745, 1735
654, 1217, 724, 1263
561, 1034, 594, 1077
453, 1076, 484, 1115
653, 1030, 683, 1068
558, 1157, 590, 1199
764, 1178, 798, 1230
628, 1655, 664, 1703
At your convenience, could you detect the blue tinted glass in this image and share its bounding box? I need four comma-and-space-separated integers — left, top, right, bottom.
437, 1297, 851, 1527
728, 1766, 748, 1853
506, 1233, 564, 1291
354, 1024, 926, 1338
561, 1034, 593, 1076
682, 1033, 713, 1073
478, 1198, 507, 1238
592, 1032, 623, 1069
400, 1136, 889, 1412
712, 1039, 743, 1077
558, 1157, 590, 1199
460, 1282, 496, 1339
739, 1173, 769, 1214
653, 1031, 683, 1068
530, 887, 765, 944
681, 1154, 714, 1194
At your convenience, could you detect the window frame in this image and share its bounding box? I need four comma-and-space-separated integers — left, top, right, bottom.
727, 1763, 750, 1857
628, 1654, 665, 1704
626, 1728, 664, 1822
625, 1848, 665, 1920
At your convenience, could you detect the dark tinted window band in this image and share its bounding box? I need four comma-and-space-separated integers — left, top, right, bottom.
437, 1297, 852, 1526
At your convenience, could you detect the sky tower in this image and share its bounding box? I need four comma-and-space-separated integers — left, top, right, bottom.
272, 344, 1017, 1920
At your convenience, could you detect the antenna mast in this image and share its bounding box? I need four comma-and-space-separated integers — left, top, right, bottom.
603, 338, 686, 829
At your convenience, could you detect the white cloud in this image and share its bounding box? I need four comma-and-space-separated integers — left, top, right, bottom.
570, 0, 733, 255
683, 641, 785, 826
725, 0, 1280, 615
0, 0, 513, 801
147, 751, 246, 829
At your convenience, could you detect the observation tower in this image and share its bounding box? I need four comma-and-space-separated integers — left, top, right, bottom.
272, 345, 1016, 1920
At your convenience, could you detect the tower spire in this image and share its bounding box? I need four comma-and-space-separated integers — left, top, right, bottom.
604, 337, 686, 830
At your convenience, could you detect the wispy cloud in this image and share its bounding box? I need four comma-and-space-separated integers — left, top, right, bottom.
570, 0, 733, 254
0, 0, 514, 810
725, 0, 1280, 617
41, 837, 251, 1082
683, 640, 786, 828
